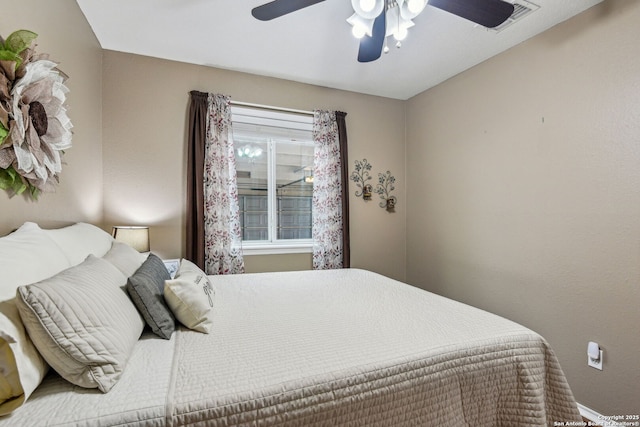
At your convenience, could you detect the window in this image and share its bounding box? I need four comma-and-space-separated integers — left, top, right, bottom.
231, 106, 314, 255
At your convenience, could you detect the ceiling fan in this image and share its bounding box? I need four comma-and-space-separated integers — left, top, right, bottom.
252, 0, 515, 63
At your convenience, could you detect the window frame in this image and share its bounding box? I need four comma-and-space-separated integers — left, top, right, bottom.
231, 105, 314, 256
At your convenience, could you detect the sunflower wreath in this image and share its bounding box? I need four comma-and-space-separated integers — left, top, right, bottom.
0, 30, 72, 199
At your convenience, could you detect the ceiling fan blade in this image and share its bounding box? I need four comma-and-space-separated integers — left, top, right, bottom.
428, 0, 515, 28
357, 11, 386, 63
252, 0, 326, 21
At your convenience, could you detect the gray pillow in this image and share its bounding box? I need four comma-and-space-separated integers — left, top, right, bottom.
126, 253, 175, 339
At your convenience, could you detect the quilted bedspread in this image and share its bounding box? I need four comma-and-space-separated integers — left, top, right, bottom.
1, 268, 581, 426
167, 268, 581, 426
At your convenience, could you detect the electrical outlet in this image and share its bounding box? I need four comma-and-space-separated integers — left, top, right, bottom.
588, 350, 603, 370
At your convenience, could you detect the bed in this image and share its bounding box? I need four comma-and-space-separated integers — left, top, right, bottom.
0, 222, 582, 426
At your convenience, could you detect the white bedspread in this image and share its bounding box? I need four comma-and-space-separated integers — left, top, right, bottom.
1, 331, 174, 426
169, 268, 580, 426
2, 269, 581, 426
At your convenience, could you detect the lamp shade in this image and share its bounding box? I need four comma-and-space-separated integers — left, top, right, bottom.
112, 226, 150, 252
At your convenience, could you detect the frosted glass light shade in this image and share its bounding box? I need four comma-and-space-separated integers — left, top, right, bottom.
407, 0, 426, 14
351, 0, 384, 19
347, 13, 375, 38
359, 0, 376, 12
400, 0, 427, 19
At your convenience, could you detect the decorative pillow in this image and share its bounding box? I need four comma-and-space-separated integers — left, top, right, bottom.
103, 241, 148, 278
126, 253, 175, 339
164, 259, 215, 333
16, 255, 144, 393
0, 301, 48, 416
43, 222, 114, 266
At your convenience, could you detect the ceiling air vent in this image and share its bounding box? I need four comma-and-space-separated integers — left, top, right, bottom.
490, 0, 540, 32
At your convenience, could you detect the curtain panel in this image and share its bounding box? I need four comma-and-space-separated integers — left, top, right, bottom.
186, 91, 244, 274
186, 91, 207, 269
336, 111, 350, 268
312, 110, 350, 270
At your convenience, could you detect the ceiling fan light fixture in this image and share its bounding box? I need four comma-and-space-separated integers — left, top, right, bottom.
407, 0, 427, 14
352, 25, 367, 38
394, 26, 408, 41
359, 0, 376, 13
399, 0, 427, 19
347, 13, 375, 38
237, 145, 263, 159
386, 6, 414, 39
351, 0, 384, 19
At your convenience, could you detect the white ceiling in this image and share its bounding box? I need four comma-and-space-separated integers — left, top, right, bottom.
76, 0, 602, 100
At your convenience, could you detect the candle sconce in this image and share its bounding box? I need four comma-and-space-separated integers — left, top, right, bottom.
350, 159, 373, 201
374, 171, 397, 212
362, 184, 373, 200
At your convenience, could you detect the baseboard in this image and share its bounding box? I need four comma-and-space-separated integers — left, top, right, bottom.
578, 403, 624, 426
579, 403, 603, 424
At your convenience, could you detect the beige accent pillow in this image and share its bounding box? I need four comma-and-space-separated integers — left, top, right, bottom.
0, 301, 48, 415
16, 255, 144, 393
103, 241, 148, 277
164, 259, 215, 333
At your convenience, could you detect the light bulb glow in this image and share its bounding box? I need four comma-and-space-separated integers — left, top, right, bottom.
394, 27, 408, 41
352, 25, 367, 39
359, 0, 376, 12
407, 0, 426, 14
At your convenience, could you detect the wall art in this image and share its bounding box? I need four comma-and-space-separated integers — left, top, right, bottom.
374, 170, 396, 212
350, 158, 373, 200
0, 30, 72, 199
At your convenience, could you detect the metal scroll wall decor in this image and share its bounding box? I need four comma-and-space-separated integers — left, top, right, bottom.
350, 159, 396, 212
350, 158, 373, 200
374, 170, 396, 211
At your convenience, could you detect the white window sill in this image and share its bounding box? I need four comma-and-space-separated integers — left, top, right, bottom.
241, 242, 313, 256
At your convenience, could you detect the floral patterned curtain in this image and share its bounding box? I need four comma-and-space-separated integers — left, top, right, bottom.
312, 110, 344, 270
203, 93, 244, 274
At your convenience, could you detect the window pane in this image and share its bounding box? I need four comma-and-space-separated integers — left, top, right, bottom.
275, 140, 313, 240
231, 107, 314, 245
235, 139, 268, 241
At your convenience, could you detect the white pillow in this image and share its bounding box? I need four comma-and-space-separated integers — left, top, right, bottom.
43, 222, 114, 266
102, 241, 148, 278
0, 222, 71, 302
16, 255, 144, 393
164, 259, 215, 333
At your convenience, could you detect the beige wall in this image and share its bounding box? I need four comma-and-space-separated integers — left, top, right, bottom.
101, 52, 406, 280
0, 0, 103, 235
5, 0, 637, 416
406, 0, 640, 416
